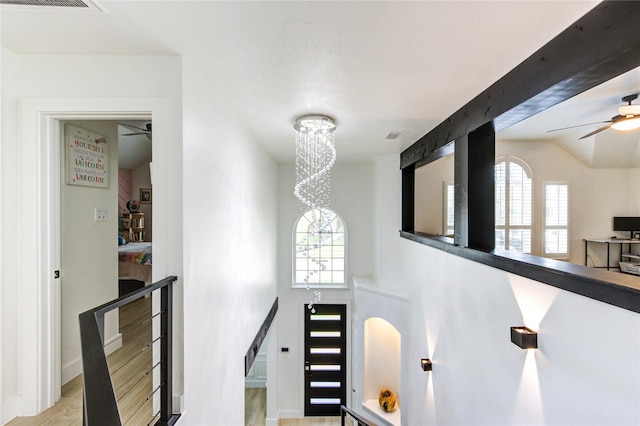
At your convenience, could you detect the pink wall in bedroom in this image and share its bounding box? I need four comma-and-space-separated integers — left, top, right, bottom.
118, 169, 132, 214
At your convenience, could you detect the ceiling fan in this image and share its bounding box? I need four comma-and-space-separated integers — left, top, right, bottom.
120, 122, 152, 141
547, 94, 640, 140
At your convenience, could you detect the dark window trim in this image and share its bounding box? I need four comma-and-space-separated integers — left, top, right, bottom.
400, 1, 640, 314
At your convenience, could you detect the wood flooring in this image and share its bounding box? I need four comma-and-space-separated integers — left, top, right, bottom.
278, 418, 343, 426
245, 387, 266, 425
7, 297, 154, 426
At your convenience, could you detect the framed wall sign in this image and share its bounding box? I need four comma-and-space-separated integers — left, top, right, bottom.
140, 188, 152, 204
65, 124, 109, 188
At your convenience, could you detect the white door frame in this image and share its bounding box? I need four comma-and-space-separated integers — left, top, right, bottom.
19, 97, 171, 415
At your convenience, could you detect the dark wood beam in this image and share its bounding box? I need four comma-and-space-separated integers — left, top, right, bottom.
454, 122, 495, 249
401, 165, 415, 233
401, 1, 640, 170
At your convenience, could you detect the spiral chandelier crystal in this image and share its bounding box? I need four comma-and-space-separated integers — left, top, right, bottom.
294, 114, 337, 313
294, 115, 336, 211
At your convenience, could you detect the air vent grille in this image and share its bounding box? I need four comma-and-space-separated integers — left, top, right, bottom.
385, 131, 401, 140
0, 0, 88, 6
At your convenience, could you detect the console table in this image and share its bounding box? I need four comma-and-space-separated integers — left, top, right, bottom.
584, 238, 640, 270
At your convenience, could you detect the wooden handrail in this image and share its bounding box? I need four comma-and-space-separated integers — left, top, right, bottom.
79, 276, 180, 425
341, 405, 377, 426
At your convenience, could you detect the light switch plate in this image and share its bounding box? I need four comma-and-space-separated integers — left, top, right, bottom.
95, 208, 107, 222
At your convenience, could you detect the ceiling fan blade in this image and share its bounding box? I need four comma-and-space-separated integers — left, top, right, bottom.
546, 121, 611, 133
579, 123, 612, 140
121, 132, 150, 136
120, 123, 150, 133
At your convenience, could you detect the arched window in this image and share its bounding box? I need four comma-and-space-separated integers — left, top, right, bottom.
495, 157, 532, 253
293, 208, 346, 288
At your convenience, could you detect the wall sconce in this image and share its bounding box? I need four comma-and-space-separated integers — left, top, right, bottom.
510, 326, 538, 349
421, 358, 432, 371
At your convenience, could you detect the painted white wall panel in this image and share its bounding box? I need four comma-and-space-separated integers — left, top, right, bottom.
181, 58, 278, 425
60, 120, 120, 385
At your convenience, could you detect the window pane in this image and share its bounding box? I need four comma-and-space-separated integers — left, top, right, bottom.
495, 229, 506, 250
509, 229, 531, 253
544, 183, 568, 256
310, 315, 341, 321
496, 159, 532, 254
495, 163, 506, 226
447, 184, 455, 227
508, 163, 531, 226
545, 229, 568, 254
443, 182, 455, 235
310, 331, 341, 338
310, 381, 341, 388
294, 208, 346, 287
545, 184, 568, 226
296, 271, 309, 283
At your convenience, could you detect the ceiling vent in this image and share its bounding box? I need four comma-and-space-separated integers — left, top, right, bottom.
385, 131, 402, 140
0, 0, 105, 12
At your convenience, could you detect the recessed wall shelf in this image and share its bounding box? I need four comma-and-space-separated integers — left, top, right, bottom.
362, 399, 400, 426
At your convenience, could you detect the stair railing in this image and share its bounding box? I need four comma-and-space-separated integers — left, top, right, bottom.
341, 405, 378, 426
79, 275, 179, 425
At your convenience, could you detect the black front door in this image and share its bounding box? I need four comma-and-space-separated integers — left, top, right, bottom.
304, 304, 347, 416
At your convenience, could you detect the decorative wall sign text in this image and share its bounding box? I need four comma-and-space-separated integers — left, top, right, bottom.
66, 124, 109, 188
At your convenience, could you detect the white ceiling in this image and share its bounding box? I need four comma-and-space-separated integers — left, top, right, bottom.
5, 0, 626, 164
118, 121, 152, 171
500, 67, 640, 168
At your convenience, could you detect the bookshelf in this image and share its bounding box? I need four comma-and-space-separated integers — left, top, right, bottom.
119, 212, 145, 242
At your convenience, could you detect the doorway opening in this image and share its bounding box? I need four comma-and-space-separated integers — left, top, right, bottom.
16, 97, 176, 418
59, 119, 153, 390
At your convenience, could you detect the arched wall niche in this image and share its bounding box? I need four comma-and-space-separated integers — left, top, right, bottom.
364, 317, 401, 417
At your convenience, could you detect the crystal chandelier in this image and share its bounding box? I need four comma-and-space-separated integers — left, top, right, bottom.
294, 114, 336, 210
294, 114, 336, 313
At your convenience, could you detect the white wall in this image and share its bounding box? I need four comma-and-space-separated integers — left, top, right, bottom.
372, 154, 402, 287
276, 162, 373, 419
415, 153, 454, 235
181, 58, 278, 425
60, 120, 120, 385
0, 50, 183, 420
363, 154, 640, 425
1, 47, 21, 421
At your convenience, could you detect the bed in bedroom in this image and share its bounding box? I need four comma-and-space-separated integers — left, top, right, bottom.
118, 241, 152, 283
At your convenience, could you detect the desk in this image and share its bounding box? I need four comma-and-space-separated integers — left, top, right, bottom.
584, 238, 640, 270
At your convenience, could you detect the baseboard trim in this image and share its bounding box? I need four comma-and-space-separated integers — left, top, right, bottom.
2, 394, 17, 424
62, 332, 122, 385
277, 410, 302, 419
